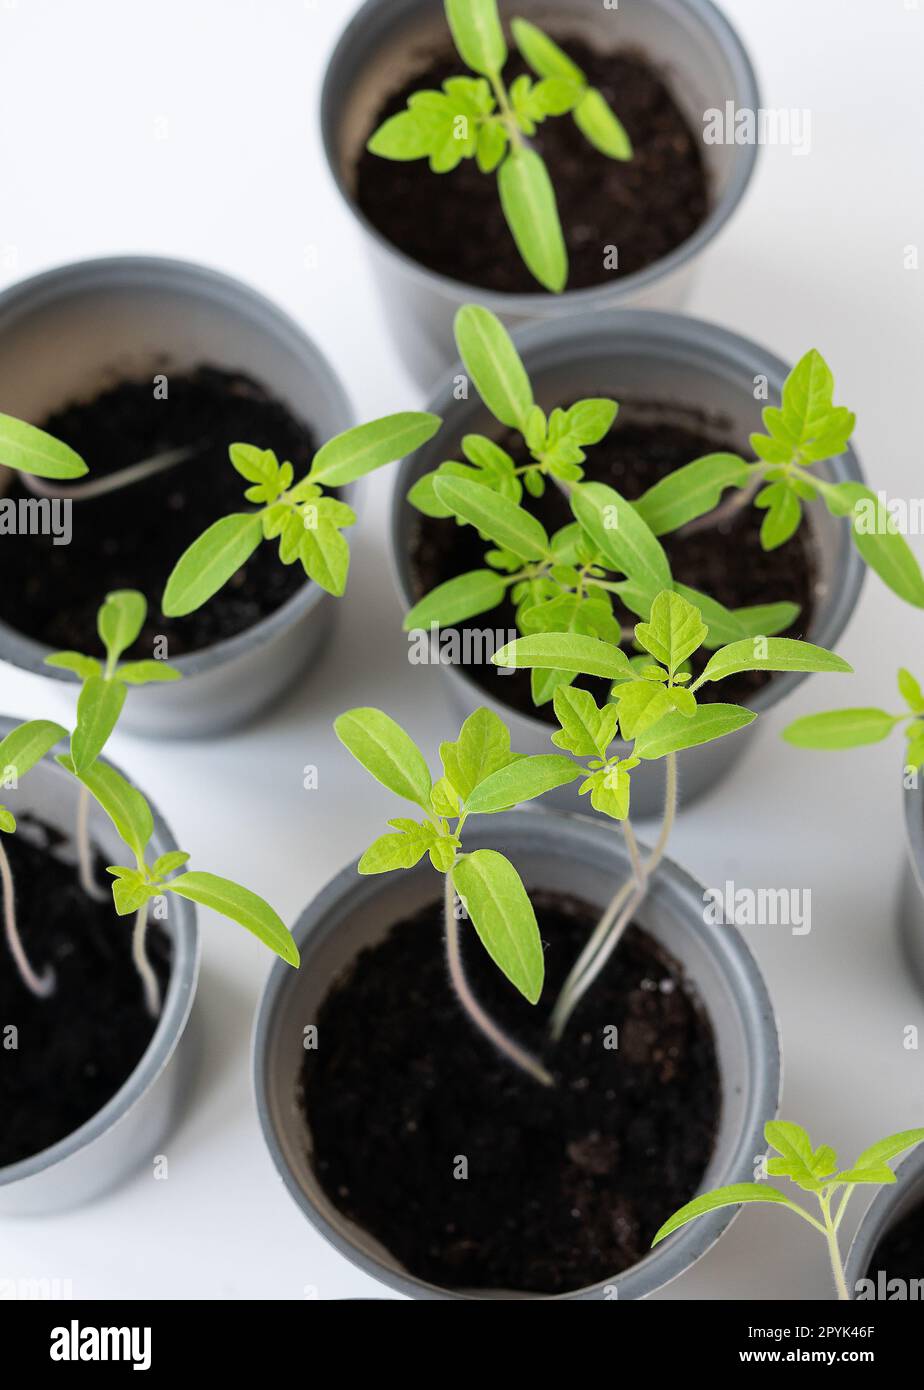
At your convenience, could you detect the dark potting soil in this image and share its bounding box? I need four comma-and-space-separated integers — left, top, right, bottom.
409, 410, 818, 723
868, 1202, 924, 1286
0, 819, 171, 1168
0, 367, 316, 657
355, 39, 709, 293
303, 889, 720, 1295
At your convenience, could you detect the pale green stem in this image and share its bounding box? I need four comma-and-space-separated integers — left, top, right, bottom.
132, 903, 160, 1017
0, 837, 55, 998
820, 1193, 850, 1301
76, 784, 107, 902
549, 754, 678, 1041
444, 876, 552, 1087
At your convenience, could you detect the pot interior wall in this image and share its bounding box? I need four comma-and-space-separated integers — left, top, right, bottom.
395, 329, 849, 646
0, 262, 341, 489
262, 816, 767, 1296
329, 0, 742, 209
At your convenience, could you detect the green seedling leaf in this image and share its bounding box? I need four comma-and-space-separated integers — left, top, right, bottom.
612, 680, 675, 741
571, 482, 672, 600
498, 148, 568, 294
0, 720, 66, 781
335, 708, 432, 809
511, 18, 585, 84
299, 517, 351, 596
634, 454, 753, 536
652, 1184, 794, 1246
783, 708, 902, 750
634, 590, 707, 678
853, 1129, 924, 1170
439, 707, 519, 802
454, 305, 534, 432
61, 756, 153, 866
694, 637, 852, 689
308, 413, 441, 487
672, 586, 799, 649
551, 685, 620, 758
404, 569, 507, 630
765, 1120, 828, 1190
45, 651, 103, 681
446, 0, 507, 76
831, 483, 924, 608
452, 849, 544, 1003
757, 483, 802, 550
433, 475, 549, 561
494, 632, 633, 680
71, 676, 127, 773
464, 753, 579, 815
162, 513, 263, 617
151, 851, 190, 879
899, 669, 924, 714
98, 590, 146, 665
358, 819, 443, 875
0, 808, 16, 833
0, 411, 87, 479
573, 87, 632, 159
116, 660, 181, 685
169, 871, 299, 968
634, 704, 757, 760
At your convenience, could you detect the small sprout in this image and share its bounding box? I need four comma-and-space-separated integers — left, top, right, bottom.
335, 704, 582, 1085
57, 750, 298, 1017
783, 667, 924, 772
634, 349, 924, 608
0, 410, 87, 480
0, 720, 68, 997
494, 589, 852, 1035
652, 1122, 924, 1301
367, 1, 632, 292
406, 307, 800, 707
162, 414, 441, 617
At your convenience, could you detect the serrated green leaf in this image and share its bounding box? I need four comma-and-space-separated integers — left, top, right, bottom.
169, 871, 298, 967
404, 569, 507, 630
452, 849, 544, 1003
433, 475, 549, 560
0, 411, 87, 479
335, 708, 432, 808
634, 454, 753, 536
573, 87, 632, 159
440, 707, 519, 802
358, 821, 440, 874
498, 147, 568, 294
551, 685, 620, 757
464, 754, 579, 815
765, 1120, 822, 1190
634, 590, 707, 677
98, 590, 146, 664
694, 637, 852, 689
634, 704, 756, 760
162, 513, 264, 617
613, 680, 674, 741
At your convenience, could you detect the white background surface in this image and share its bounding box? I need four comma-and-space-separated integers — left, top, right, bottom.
0, 0, 922, 1301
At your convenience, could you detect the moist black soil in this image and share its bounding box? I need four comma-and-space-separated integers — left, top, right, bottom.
0, 367, 316, 657
355, 38, 709, 293
0, 819, 171, 1168
409, 408, 818, 723
868, 1202, 924, 1285
303, 889, 720, 1295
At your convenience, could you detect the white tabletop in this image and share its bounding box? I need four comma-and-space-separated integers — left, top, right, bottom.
0, 0, 922, 1300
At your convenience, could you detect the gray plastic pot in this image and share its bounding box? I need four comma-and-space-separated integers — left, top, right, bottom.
0, 256, 354, 739
390, 310, 866, 819
845, 1145, 924, 1300
322, 0, 761, 387
898, 772, 924, 991
254, 806, 780, 1299
0, 717, 198, 1215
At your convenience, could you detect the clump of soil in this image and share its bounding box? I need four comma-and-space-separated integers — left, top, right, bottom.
409, 407, 817, 722
0, 819, 171, 1168
355, 38, 709, 293
303, 889, 720, 1295
0, 367, 317, 657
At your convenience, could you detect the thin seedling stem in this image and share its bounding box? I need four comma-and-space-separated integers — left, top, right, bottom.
0, 836, 55, 998
132, 903, 161, 1017
444, 876, 552, 1087
76, 783, 107, 902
